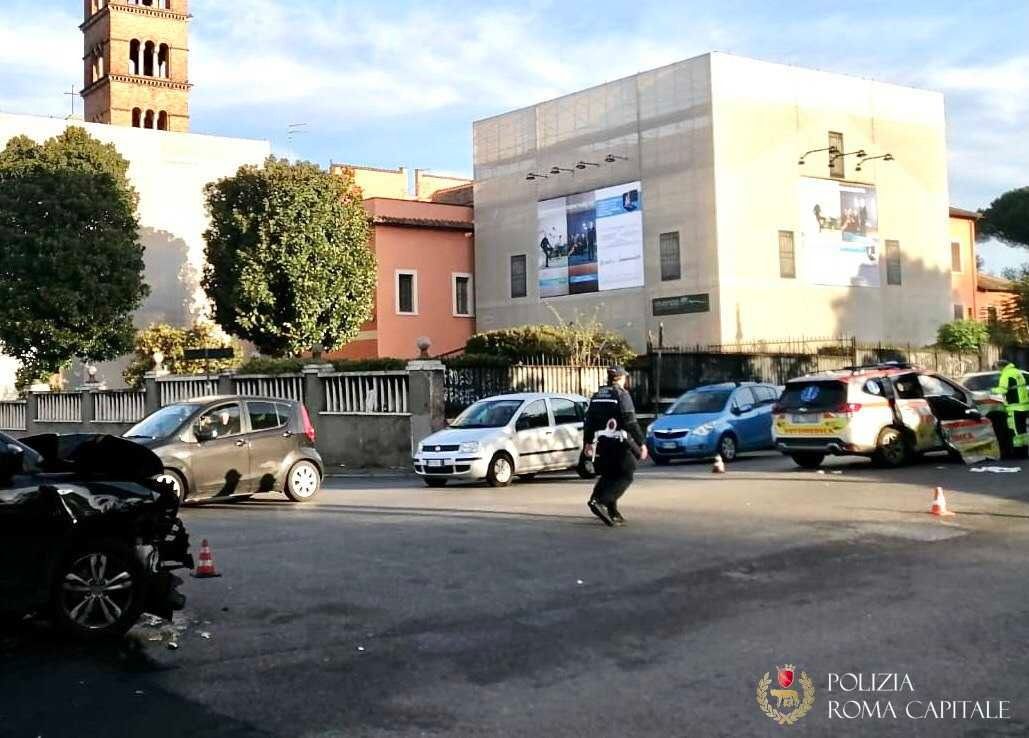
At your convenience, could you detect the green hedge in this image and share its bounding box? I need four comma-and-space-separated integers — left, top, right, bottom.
464, 324, 636, 365
236, 356, 406, 375
442, 353, 514, 368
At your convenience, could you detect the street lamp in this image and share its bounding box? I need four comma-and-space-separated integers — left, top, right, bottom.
576, 161, 600, 169
829, 149, 867, 166
604, 154, 628, 163
798, 146, 839, 165
549, 166, 575, 175
855, 153, 895, 172
525, 172, 549, 181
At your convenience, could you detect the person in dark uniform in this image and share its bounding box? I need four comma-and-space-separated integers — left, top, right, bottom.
583, 366, 647, 527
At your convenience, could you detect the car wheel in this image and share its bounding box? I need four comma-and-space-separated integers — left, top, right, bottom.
423, 477, 448, 488
53, 539, 145, 640
790, 452, 825, 469
873, 426, 910, 468
717, 434, 738, 462
284, 460, 321, 502
652, 455, 671, 466
155, 469, 186, 503
486, 453, 514, 487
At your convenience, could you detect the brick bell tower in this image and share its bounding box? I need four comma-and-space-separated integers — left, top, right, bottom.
81, 0, 191, 132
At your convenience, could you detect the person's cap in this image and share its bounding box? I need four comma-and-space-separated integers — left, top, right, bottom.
607, 366, 627, 380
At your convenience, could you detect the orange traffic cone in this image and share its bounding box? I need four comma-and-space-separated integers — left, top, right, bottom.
192, 539, 222, 578
712, 454, 726, 474
930, 487, 956, 517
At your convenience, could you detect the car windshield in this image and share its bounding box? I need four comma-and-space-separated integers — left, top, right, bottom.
960, 374, 999, 392
451, 399, 524, 428
667, 390, 731, 415
124, 403, 204, 440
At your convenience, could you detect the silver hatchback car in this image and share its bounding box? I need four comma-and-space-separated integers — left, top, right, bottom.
413, 392, 592, 487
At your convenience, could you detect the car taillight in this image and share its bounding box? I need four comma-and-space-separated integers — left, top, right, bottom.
835, 403, 862, 414
301, 405, 316, 443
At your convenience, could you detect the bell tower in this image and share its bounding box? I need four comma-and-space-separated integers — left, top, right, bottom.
81, 0, 191, 132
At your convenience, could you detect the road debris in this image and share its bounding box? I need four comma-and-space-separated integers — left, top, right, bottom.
199, 631, 212, 639
970, 466, 1022, 474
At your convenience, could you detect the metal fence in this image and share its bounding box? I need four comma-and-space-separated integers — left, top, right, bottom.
444, 364, 608, 416
158, 377, 220, 406
233, 375, 305, 402
322, 372, 409, 414
92, 391, 146, 424
0, 401, 27, 431
36, 393, 83, 424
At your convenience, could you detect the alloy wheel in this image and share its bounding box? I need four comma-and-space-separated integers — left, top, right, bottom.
719, 435, 737, 462
289, 462, 321, 499
493, 457, 513, 484
61, 553, 135, 631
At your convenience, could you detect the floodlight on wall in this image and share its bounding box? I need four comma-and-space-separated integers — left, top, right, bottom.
525, 172, 549, 181
797, 146, 839, 165
604, 154, 629, 163
829, 149, 867, 166
855, 153, 895, 172
576, 161, 600, 169
549, 166, 575, 175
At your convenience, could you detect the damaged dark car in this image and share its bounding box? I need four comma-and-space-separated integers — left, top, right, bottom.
0, 432, 193, 639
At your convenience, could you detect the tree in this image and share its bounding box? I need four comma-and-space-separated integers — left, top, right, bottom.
202, 158, 376, 356
123, 322, 241, 389
0, 127, 148, 387
979, 188, 1029, 248
936, 320, 989, 353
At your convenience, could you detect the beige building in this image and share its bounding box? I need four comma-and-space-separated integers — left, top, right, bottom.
329, 163, 471, 202
473, 53, 951, 350
0, 113, 270, 395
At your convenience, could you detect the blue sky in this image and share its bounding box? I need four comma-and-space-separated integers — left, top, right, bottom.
1, 0, 1026, 272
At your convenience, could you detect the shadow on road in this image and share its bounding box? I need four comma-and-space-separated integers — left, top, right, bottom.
0, 620, 271, 738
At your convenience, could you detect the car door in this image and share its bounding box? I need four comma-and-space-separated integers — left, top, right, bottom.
548, 397, 585, 468
891, 374, 940, 451
918, 374, 999, 459
244, 400, 295, 493
729, 387, 764, 451
190, 402, 251, 499
513, 399, 553, 472
750, 386, 777, 448
0, 444, 55, 606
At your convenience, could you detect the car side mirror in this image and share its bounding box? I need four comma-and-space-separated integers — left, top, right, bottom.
515, 417, 530, 432
734, 404, 754, 415
964, 407, 983, 420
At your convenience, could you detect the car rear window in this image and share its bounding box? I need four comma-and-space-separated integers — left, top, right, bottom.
778, 381, 847, 411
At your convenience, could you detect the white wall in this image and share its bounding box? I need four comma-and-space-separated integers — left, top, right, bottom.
0, 113, 270, 393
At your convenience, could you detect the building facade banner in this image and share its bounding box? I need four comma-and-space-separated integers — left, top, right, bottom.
537, 181, 644, 298
799, 178, 880, 288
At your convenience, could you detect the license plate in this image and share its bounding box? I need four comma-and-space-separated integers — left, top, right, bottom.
790, 414, 819, 424
428, 459, 442, 468
660, 442, 678, 450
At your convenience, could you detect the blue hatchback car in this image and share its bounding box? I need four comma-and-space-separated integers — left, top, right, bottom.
646, 382, 781, 465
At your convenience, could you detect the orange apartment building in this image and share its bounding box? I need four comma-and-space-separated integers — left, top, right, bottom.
328, 165, 475, 359
950, 206, 1018, 325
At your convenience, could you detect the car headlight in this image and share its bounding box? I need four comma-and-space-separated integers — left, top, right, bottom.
692, 423, 716, 436
459, 441, 480, 453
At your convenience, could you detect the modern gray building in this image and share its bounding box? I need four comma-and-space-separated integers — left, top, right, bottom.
472, 52, 951, 351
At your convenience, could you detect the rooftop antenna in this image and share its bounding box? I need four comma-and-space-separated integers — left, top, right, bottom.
64, 84, 78, 118
287, 122, 308, 147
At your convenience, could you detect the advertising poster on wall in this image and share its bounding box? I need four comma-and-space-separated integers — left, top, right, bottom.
536, 181, 644, 297
799, 178, 881, 287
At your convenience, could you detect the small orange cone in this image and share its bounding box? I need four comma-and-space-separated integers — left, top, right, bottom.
930, 487, 956, 517
192, 539, 222, 578
712, 454, 726, 474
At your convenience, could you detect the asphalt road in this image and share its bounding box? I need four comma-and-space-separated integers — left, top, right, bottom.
3, 452, 1029, 738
